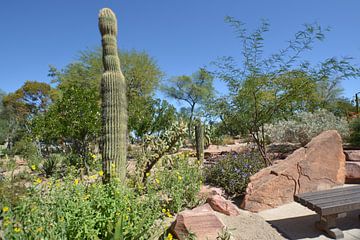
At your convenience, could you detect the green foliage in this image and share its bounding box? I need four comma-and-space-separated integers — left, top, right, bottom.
265, 109, 350, 146
49, 48, 163, 136
129, 98, 177, 141
147, 153, 203, 213
1, 177, 163, 240
32, 82, 100, 171
0, 89, 10, 144
214, 18, 360, 164
204, 151, 265, 196
134, 121, 187, 183
1, 152, 202, 239
163, 68, 214, 136
349, 117, 360, 146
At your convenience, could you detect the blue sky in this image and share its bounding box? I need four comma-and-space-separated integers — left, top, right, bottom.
0, 0, 360, 103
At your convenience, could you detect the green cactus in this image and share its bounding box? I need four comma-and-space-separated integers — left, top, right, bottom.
195, 120, 204, 162
98, 8, 127, 181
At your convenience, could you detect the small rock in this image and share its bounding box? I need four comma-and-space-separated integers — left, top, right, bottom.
344, 150, 360, 161
171, 204, 225, 240
206, 195, 240, 216
199, 185, 224, 199
346, 161, 360, 183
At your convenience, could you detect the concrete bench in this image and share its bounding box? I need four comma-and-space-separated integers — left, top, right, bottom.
294, 186, 360, 239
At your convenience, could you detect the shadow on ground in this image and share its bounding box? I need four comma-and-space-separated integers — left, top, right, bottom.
268, 210, 360, 239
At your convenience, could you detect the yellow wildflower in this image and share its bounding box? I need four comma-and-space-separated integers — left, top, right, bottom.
34, 178, 42, 185
2, 206, 9, 213
89, 174, 97, 180
31, 165, 36, 170
162, 208, 166, 213
146, 172, 150, 177
36, 227, 43, 232
166, 233, 173, 240
74, 179, 79, 185
91, 154, 96, 159
98, 170, 104, 177
177, 175, 183, 181
155, 178, 160, 184
14, 227, 21, 233
3, 219, 11, 226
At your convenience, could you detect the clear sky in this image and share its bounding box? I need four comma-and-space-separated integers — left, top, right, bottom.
1, 0, 360, 102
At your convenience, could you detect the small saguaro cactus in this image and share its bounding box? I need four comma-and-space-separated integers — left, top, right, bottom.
98, 8, 127, 181
195, 120, 204, 162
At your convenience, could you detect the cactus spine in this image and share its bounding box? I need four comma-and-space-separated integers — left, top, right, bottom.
195, 121, 204, 162
98, 8, 127, 181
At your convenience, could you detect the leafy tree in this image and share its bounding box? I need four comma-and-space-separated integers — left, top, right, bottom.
0, 89, 10, 144
2, 81, 56, 148
162, 68, 214, 136
129, 97, 177, 141
215, 18, 360, 165
49, 48, 163, 134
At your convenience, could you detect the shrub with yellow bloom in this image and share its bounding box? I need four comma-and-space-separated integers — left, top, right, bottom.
2, 206, 9, 213
34, 178, 42, 185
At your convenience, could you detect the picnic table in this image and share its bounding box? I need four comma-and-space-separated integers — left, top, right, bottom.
294, 186, 360, 239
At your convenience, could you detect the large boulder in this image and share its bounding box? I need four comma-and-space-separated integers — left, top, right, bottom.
241, 130, 346, 212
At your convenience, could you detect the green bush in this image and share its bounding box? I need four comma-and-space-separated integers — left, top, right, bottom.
349, 117, 360, 146
265, 109, 349, 146
1, 176, 163, 240
147, 153, 202, 213
1, 153, 202, 239
204, 151, 264, 196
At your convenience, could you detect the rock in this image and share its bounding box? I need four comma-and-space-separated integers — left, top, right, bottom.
241, 130, 346, 212
171, 204, 225, 240
344, 150, 360, 161
345, 161, 360, 183
198, 185, 224, 199
206, 195, 240, 216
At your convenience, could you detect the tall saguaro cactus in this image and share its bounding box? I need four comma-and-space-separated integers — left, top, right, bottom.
195, 121, 204, 162
98, 8, 127, 181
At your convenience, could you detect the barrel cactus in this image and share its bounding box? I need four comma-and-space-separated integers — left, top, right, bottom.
98, 8, 127, 181
195, 120, 204, 162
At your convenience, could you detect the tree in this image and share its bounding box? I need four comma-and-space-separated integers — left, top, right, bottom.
0, 89, 10, 144
129, 97, 177, 141
49, 48, 163, 134
2, 81, 56, 148
32, 82, 100, 171
162, 68, 214, 136
215, 18, 360, 165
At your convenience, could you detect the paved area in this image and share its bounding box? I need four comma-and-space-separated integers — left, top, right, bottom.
258, 201, 360, 239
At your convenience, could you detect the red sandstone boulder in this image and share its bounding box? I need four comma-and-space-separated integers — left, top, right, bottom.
206, 195, 240, 216
241, 130, 346, 212
171, 204, 225, 240
344, 150, 360, 161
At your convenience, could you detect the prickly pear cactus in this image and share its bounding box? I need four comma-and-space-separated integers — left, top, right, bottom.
98, 8, 127, 181
195, 120, 204, 162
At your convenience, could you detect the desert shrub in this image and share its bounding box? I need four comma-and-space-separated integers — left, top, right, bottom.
349, 117, 360, 146
265, 109, 349, 146
147, 153, 202, 213
204, 151, 265, 196
2, 153, 202, 239
1, 176, 164, 240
